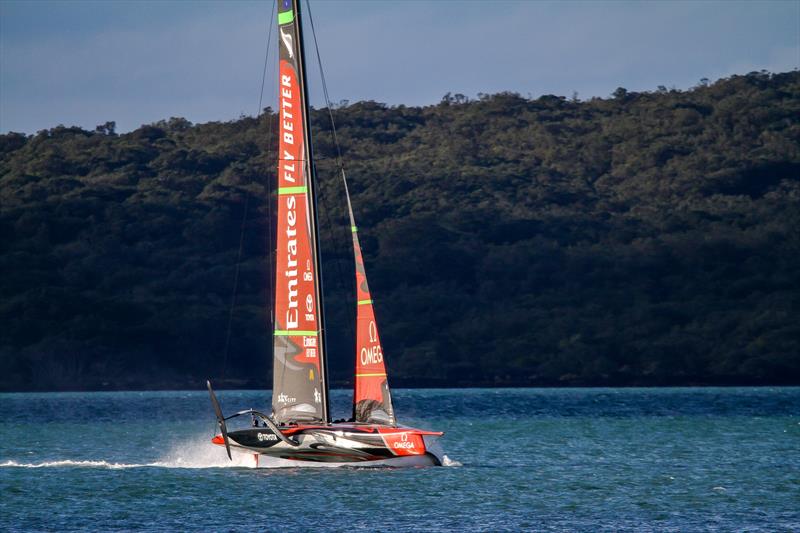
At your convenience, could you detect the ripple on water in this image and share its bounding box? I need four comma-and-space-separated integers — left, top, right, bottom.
1, 388, 798, 532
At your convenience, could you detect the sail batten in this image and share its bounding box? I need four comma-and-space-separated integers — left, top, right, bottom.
271, 0, 328, 425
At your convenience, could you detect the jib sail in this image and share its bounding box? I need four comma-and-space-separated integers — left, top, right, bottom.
343, 174, 396, 426
271, 0, 329, 424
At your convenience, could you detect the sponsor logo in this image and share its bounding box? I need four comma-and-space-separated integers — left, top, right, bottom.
392, 432, 415, 449
305, 292, 314, 324
279, 69, 306, 332
284, 193, 298, 329
280, 28, 294, 59
257, 432, 278, 442
360, 345, 383, 366
277, 393, 296, 404
379, 429, 424, 456
280, 73, 295, 147
360, 320, 383, 365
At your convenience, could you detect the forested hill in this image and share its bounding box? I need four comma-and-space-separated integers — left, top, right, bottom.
1, 71, 799, 391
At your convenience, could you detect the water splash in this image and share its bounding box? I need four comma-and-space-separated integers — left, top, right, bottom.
155, 435, 256, 468
0, 435, 256, 470
1, 460, 148, 469
442, 455, 462, 467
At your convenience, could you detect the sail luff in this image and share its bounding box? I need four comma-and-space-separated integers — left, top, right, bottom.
342, 171, 396, 426
271, 0, 329, 424
294, 0, 330, 425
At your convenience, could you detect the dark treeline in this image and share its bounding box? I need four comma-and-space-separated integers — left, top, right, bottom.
1, 71, 799, 391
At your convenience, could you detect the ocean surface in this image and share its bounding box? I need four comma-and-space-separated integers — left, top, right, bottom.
1, 387, 798, 532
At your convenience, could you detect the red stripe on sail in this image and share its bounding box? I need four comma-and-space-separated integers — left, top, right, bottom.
274, 59, 320, 373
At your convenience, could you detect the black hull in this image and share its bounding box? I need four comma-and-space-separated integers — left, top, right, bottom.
214, 423, 443, 466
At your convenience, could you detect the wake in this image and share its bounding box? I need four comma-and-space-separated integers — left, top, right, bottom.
0, 435, 256, 470
2, 455, 462, 469
442, 455, 463, 467
1, 459, 153, 469
1, 435, 462, 470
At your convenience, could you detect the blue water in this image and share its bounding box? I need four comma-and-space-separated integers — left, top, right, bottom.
1, 388, 798, 532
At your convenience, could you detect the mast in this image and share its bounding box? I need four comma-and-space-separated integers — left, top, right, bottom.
271, 0, 329, 424
294, 0, 330, 424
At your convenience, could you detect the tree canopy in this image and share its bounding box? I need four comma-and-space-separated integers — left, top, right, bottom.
1, 71, 798, 390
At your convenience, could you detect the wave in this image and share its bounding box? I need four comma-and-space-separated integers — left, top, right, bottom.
154, 436, 257, 468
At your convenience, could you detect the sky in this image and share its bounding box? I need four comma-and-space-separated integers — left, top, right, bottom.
1, 0, 798, 134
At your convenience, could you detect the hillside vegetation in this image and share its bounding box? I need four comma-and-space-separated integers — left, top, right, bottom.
1, 71, 799, 390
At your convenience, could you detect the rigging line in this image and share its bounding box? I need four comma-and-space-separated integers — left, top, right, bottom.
269, 56, 284, 394
264, 4, 277, 334
257, 0, 278, 117
221, 196, 250, 380
307, 2, 357, 243
307, 1, 394, 406
306, 0, 356, 349
263, 7, 281, 392
306, 0, 354, 236
221, 0, 276, 381
306, 1, 361, 297
306, 0, 344, 167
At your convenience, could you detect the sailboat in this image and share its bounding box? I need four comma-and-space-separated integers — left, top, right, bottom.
205, 0, 444, 467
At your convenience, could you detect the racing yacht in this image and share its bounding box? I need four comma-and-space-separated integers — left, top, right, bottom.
207, 0, 443, 467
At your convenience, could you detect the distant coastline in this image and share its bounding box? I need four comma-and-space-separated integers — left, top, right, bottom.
4, 378, 799, 394
1, 71, 798, 392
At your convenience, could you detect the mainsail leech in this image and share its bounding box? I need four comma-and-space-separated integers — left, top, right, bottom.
272, 0, 329, 424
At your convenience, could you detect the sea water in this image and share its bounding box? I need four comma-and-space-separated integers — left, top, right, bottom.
1, 388, 798, 532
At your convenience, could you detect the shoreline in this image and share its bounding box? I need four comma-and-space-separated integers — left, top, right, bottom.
3, 381, 799, 393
